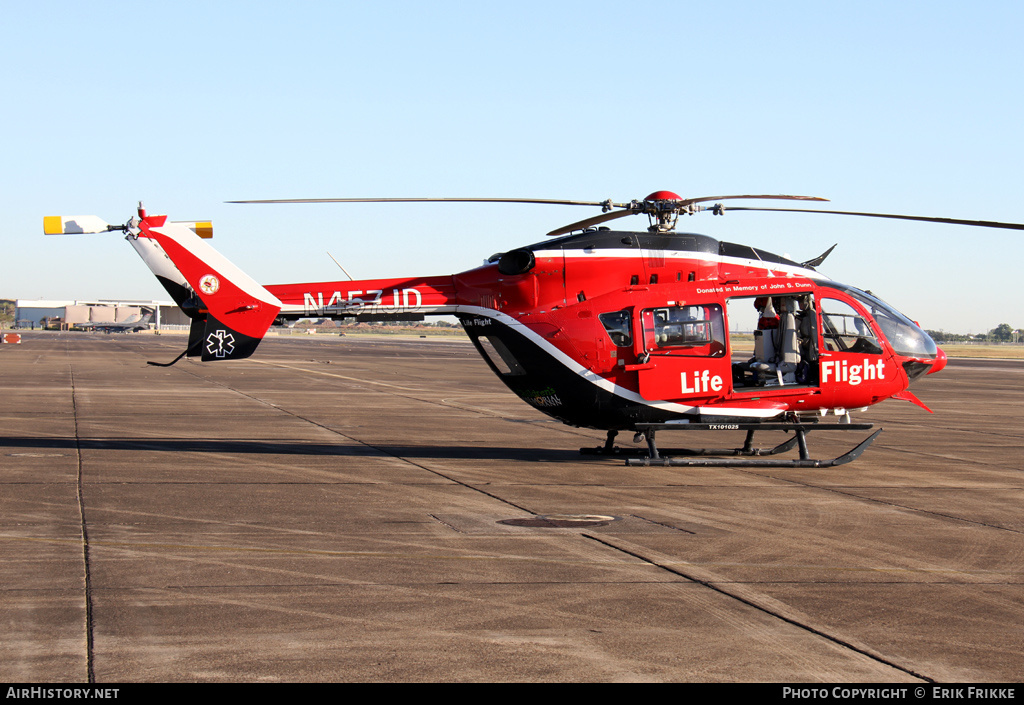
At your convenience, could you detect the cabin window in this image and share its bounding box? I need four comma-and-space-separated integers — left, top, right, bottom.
599, 310, 633, 347
820, 298, 882, 355
641, 304, 726, 357
476, 336, 526, 376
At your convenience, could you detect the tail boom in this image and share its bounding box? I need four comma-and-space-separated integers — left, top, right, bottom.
267, 277, 458, 320
46, 205, 458, 362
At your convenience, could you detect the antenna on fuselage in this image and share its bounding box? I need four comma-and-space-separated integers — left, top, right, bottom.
327, 252, 354, 281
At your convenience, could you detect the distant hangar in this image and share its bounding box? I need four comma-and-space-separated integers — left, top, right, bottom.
13, 299, 190, 330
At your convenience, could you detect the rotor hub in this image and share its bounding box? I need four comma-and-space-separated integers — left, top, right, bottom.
641, 190, 685, 232
644, 190, 682, 202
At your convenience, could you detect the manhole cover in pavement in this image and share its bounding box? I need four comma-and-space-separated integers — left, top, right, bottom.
499, 514, 619, 528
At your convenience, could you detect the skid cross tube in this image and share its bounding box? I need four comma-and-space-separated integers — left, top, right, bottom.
617, 422, 880, 468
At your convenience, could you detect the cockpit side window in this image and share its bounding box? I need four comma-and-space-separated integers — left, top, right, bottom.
844, 288, 938, 358
820, 283, 938, 358
599, 310, 633, 347
820, 298, 883, 355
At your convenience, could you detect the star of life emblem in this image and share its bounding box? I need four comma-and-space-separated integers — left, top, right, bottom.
205, 329, 235, 358
199, 275, 220, 295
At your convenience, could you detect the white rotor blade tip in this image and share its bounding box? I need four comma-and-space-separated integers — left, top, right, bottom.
43, 215, 111, 235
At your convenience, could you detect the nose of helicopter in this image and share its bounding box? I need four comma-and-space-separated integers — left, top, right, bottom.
927, 347, 948, 375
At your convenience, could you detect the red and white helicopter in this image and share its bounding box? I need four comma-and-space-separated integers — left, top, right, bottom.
44, 192, 1024, 467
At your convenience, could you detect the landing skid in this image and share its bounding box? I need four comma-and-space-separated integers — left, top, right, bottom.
581, 422, 881, 468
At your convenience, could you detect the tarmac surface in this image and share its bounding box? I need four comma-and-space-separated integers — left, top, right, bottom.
1, 331, 1022, 683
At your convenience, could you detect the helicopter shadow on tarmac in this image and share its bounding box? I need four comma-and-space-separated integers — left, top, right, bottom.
0, 436, 585, 462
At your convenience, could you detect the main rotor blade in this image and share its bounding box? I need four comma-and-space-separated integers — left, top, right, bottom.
546, 209, 635, 237
228, 197, 628, 207
545, 195, 829, 237
676, 194, 828, 207
721, 207, 1024, 231
229, 195, 826, 207
228, 194, 830, 239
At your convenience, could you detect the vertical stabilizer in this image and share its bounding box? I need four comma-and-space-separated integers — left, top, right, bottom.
132, 214, 281, 361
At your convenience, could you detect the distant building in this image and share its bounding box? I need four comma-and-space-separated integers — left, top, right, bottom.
14, 299, 190, 330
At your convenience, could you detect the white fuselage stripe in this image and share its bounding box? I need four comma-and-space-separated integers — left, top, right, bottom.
457, 305, 783, 419
535, 249, 830, 280
278, 304, 459, 314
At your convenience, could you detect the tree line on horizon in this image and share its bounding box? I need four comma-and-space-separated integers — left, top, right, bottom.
927, 323, 1021, 344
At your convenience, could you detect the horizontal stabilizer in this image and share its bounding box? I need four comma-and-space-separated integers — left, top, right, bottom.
175, 221, 213, 239
43, 215, 113, 235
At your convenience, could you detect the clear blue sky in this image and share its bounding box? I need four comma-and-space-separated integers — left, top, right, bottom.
3, 0, 1022, 334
